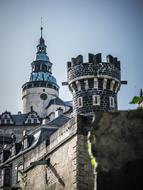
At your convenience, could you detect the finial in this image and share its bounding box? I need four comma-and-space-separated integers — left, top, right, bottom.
40, 17, 43, 37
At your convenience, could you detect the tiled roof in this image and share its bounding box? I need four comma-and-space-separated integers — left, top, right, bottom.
11, 114, 28, 125
46, 97, 66, 109
47, 114, 70, 128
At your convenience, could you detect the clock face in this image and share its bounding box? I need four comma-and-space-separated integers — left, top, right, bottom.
40, 93, 47, 100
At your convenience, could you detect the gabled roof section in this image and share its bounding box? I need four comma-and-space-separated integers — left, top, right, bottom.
0, 127, 55, 165
0, 111, 41, 126
0, 111, 15, 125
24, 111, 41, 125
46, 97, 66, 109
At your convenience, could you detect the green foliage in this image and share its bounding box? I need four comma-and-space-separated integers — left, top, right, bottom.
18, 171, 26, 190
130, 96, 143, 104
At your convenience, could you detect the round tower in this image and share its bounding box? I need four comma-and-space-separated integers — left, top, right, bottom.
22, 27, 59, 118
67, 53, 121, 115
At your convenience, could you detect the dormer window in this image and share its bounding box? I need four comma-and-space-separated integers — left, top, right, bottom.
24, 111, 40, 125
4, 115, 8, 119
27, 119, 31, 124
7, 119, 10, 124
1, 119, 4, 124
34, 119, 38, 124
0, 112, 14, 125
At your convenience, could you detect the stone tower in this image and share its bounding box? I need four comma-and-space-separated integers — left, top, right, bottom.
22, 27, 59, 118
67, 53, 121, 114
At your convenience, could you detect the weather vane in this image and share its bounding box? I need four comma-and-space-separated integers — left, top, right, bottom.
41, 17, 43, 37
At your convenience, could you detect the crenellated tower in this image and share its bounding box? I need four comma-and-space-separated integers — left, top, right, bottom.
67, 53, 121, 115
22, 27, 59, 118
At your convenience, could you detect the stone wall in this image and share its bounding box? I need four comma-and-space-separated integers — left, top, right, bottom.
90, 109, 143, 190
67, 54, 121, 114
24, 118, 77, 190
23, 116, 94, 190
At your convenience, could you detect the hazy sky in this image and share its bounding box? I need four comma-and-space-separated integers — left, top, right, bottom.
0, 0, 143, 114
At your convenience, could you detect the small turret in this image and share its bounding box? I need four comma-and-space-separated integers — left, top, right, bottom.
67, 53, 121, 115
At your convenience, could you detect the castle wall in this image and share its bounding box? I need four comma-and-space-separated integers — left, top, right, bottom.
24, 118, 78, 190
2, 116, 94, 190
90, 109, 143, 190
1, 110, 143, 190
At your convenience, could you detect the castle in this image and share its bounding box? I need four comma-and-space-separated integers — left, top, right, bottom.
0, 28, 143, 190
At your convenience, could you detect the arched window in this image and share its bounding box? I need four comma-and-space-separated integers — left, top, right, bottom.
42, 65, 47, 72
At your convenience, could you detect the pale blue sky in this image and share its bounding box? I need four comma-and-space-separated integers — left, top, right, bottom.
0, 0, 143, 113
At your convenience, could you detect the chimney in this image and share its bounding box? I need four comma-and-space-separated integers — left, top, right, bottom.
55, 107, 63, 118
42, 117, 50, 125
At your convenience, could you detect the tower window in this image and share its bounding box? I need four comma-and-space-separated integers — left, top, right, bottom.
94, 78, 98, 89
40, 93, 47, 100
77, 97, 83, 108
109, 97, 115, 108
93, 95, 100, 106
49, 67, 51, 72
43, 65, 47, 72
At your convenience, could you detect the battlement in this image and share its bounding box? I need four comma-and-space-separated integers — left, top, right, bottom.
67, 53, 120, 68
67, 53, 121, 82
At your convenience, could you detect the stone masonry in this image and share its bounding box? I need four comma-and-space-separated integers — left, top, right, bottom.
67, 54, 121, 114
90, 109, 143, 190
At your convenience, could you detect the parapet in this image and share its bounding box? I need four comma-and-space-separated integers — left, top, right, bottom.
67, 53, 121, 82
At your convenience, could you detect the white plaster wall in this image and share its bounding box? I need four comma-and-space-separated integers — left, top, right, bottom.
22, 87, 59, 118
46, 104, 70, 117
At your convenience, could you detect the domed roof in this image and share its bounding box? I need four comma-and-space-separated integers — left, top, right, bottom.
35, 53, 49, 61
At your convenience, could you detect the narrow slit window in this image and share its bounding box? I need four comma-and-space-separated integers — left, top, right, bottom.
93, 95, 100, 106
109, 97, 115, 108
77, 97, 83, 108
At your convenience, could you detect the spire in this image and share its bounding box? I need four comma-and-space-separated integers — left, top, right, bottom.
37, 24, 47, 54
40, 17, 43, 38
40, 26, 43, 38
35, 23, 49, 62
